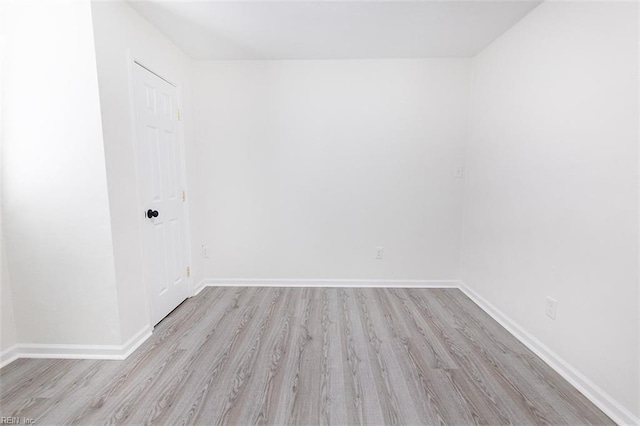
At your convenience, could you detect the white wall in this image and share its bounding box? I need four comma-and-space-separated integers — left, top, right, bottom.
1, 242, 17, 354
192, 59, 470, 281
0, 29, 17, 354
90, 1, 197, 340
461, 0, 638, 419
1, 0, 121, 345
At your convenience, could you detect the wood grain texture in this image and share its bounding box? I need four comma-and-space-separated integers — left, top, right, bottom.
0, 288, 613, 425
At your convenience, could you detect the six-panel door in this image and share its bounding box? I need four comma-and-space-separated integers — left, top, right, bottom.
133, 63, 188, 326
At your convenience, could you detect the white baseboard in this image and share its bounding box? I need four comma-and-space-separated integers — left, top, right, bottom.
0, 344, 19, 369
13, 343, 129, 360
459, 282, 639, 426
120, 325, 153, 359
193, 279, 209, 296
197, 278, 461, 290
0, 325, 152, 369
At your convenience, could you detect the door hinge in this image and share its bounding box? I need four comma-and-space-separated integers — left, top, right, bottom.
177, 108, 182, 121
182, 190, 186, 202
186, 266, 191, 278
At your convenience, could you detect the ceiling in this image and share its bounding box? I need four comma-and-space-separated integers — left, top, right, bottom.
127, 0, 543, 60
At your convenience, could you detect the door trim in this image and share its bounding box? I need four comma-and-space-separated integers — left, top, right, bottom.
133, 60, 176, 87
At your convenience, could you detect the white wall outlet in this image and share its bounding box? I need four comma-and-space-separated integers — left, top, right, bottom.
201, 244, 209, 259
453, 165, 464, 178
545, 297, 558, 320
375, 246, 384, 260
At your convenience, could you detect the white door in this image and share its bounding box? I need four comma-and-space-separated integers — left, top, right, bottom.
133, 63, 189, 326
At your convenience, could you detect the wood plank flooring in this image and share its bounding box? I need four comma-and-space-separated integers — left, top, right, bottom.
0, 287, 613, 425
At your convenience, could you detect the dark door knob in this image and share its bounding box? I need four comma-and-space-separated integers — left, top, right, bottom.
146, 209, 159, 219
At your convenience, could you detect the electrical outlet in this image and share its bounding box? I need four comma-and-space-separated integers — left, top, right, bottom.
453, 165, 464, 178
545, 297, 557, 320
201, 244, 209, 259
375, 247, 384, 260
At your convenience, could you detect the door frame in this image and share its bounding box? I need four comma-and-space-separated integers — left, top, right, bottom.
125, 50, 194, 328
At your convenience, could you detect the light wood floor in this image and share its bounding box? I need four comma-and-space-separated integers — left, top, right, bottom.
0, 287, 612, 425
